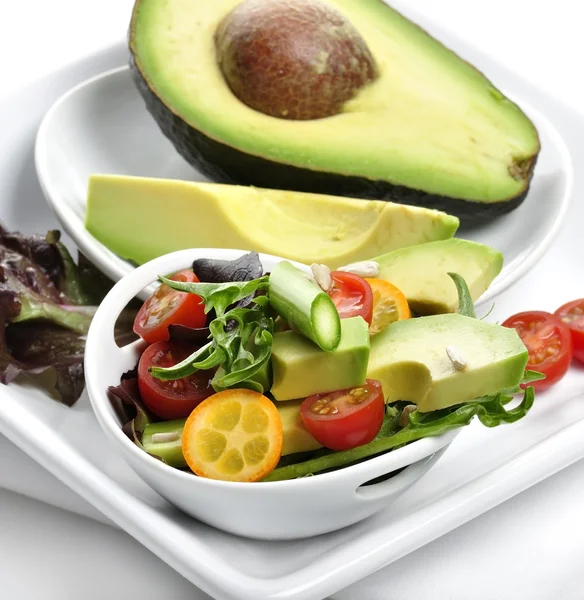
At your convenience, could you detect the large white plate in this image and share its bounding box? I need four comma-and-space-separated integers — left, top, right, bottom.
35, 65, 571, 306
1, 11, 584, 600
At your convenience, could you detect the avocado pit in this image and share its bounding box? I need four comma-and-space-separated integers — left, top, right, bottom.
214, 0, 378, 120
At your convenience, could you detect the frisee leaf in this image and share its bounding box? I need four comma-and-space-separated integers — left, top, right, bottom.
448, 272, 476, 318
209, 307, 273, 390
158, 275, 269, 318
150, 306, 274, 394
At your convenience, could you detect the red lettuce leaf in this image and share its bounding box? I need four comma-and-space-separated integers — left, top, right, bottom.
107, 368, 154, 446
0, 225, 137, 406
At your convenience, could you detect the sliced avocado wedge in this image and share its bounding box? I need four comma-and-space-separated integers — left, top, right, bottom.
129, 0, 539, 220
85, 174, 458, 269
277, 400, 323, 456
270, 316, 370, 402
374, 239, 503, 315
367, 313, 529, 412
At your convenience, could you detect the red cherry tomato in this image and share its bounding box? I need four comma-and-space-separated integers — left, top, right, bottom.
554, 299, 584, 365
328, 271, 373, 325
133, 269, 206, 344
137, 341, 215, 420
502, 311, 573, 390
300, 379, 384, 451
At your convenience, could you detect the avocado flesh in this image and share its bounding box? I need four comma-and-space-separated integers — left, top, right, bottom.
374, 238, 503, 315
85, 174, 458, 269
129, 0, 540, 219
367, 313, 529, 412
277, 400, 323, 456
271, 317, 370, 402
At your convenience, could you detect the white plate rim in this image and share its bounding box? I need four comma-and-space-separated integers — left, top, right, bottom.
34, 64, 574, 308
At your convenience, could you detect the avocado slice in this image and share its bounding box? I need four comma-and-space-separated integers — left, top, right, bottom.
129, 0, 539, 220
85, 174, 458, 269
271, 316, 370, 402
277, 400, 323, 456
367, 313, 528, 412
374, 239, 503, 315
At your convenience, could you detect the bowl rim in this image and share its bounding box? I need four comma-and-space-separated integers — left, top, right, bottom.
84, 247, 460, 490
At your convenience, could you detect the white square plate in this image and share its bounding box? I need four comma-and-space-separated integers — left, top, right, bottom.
1, 7, 584, 600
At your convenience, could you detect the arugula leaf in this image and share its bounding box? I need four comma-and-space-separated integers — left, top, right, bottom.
263, 384, 535, 482
210, 307, 273, 390
448, 272, 476, 318
159, 275, 269, 318
150, 305, 274, 393
152, 271, 273, 393
150, 341, 221, 380
495, 370, 546, 397
375, 404, 402, 439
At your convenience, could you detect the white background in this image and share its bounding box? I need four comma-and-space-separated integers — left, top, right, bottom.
1, 1, 584, 598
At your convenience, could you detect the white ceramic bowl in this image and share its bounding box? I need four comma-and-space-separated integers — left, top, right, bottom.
84, 248, 460, 540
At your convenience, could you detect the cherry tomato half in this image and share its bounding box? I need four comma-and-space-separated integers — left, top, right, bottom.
554, 299, 584, 365
300, 379, 384, 451
502, 311, 573, 390
133, 269, 206, 344
138, 341, 215, 420
328, 272, 373, 325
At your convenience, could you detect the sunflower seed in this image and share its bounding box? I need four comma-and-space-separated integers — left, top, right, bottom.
151, 432, 180, 444
337, 260, 380, 278
446, 346, 468, 371
311, 263, 333, 292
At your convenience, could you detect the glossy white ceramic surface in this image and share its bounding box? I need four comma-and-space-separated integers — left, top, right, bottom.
84, 248, 457, 540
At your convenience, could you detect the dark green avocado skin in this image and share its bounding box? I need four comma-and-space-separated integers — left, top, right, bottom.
130, 55, 534, 224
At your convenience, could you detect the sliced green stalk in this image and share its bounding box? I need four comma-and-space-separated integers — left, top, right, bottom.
142, 419, 187, 468
263, 420, 459, 481
268, 261, 341, 351
263, 386, 534, 481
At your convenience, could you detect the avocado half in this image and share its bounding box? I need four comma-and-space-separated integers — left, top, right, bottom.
128, 0, 540, 221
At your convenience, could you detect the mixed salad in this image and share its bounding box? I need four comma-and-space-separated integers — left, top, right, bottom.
108, 251, 542, 483
0, 224, 581, 485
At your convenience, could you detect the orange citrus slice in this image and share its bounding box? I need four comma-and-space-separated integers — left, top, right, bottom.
182, 389, 283, 482
365, 278, 411, 335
